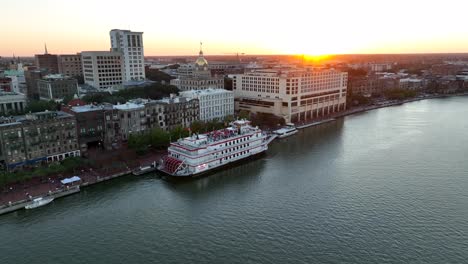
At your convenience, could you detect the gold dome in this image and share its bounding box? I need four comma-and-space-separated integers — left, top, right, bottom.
195, 50, 208, 67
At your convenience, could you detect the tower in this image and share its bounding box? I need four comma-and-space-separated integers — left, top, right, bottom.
110, 29, 145, 82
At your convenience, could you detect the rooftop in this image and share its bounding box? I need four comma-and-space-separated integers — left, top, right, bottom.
113, 102, 145, 111
71, 104, 112, 113
42, 74, 75, 81
180, 88, 233, 96
0, 91, 26, 98
0, 111, 73, 127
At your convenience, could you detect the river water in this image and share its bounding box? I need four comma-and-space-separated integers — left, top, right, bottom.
1, 97, 468, 264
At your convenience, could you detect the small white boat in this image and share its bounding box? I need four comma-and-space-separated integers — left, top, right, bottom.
132, 162, 157, 176
273, 124, 298, 138
24, 197, 54, 209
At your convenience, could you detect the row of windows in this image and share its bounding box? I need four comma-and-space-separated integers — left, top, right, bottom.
222, 150, 250, 161
224, 136, 251, 147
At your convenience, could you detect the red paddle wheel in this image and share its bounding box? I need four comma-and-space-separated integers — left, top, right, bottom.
162, 156, 183, 174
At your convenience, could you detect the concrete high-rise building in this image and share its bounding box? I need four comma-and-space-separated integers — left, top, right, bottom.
110, 29, 145, 82
81, 51, 124, 90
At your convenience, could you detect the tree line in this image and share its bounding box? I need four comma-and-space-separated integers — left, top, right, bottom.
0, 157, 92, 187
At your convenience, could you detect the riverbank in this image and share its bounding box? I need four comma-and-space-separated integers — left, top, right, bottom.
294, 92, 468, 129
0, 151, 164, 215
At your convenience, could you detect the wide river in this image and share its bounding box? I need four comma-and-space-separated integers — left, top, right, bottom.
1, 97, 468, 264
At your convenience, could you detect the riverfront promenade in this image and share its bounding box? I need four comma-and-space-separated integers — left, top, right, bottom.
0, 150, 164, 215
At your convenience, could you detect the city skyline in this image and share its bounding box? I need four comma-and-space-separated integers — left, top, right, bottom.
3, 0, 468, 57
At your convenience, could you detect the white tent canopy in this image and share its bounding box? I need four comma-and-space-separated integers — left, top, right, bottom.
60, 176, 81, 184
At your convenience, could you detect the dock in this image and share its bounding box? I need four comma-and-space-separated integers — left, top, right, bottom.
0, 186, 80, 216
296, 118, 336, 130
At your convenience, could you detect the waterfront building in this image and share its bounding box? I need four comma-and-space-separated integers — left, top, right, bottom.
37, 74, 79, 101
170, 46, 224, 91
0, 111, 80, 170
399, 78, 423, 90
110, 29, 145, 82
0, 91, 27, 115
230, 67, 347, 123
180, 88, 234, 122
143, 95, 199, 132
34, 45, 59, 74
58, 54, 83, 77
62, 103, 118, 152
114, 102, 146, 140
81, 51, 124, 90
348, 74, 385, 96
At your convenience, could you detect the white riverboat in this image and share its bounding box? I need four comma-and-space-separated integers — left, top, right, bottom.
157, 120, 276, 177
24, 197, 54, 209
273, 124, 298, 139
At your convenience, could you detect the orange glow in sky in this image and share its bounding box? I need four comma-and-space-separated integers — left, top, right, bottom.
3, 0, 468, 56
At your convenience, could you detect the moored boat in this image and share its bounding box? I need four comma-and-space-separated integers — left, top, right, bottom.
24, 197, 54, 209
157, 120, 275, 177
273, 123, 298, 138
132, 162, 157, 176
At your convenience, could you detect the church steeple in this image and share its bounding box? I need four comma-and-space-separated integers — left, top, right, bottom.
44, 43, 48, 54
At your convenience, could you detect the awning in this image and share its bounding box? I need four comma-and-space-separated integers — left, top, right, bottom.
61, 176, 81, 184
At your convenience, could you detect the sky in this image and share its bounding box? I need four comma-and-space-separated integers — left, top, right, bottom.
2, 0, 468, 57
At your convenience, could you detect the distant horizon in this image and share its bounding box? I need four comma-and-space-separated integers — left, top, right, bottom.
4, 0, 468, 57
4, 52, 468, 59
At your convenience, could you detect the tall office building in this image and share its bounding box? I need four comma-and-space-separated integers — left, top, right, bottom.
81, 51, 124, 90
110, 29, 145, 82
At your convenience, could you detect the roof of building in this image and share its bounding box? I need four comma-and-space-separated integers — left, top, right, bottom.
0, 111, 74, 127
67, 98, 86, 107
40, 74, 76, 81
180, 88, 233, 97
113, 102, 145, 111
71, 104, 110, 113
3, 70, 24, 77
0, 91, 26, 99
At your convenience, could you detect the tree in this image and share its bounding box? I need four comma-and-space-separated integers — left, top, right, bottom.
238, 110, 250, 120
150, 128, 170, 148
223, 115, 235, 124
383, 88, 417, 100
170, 126, 189, 141
145, 68, 175, 83
24, 100, 59, 113
190, 120, 206, 134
